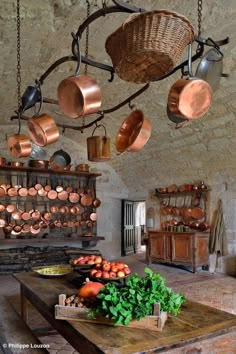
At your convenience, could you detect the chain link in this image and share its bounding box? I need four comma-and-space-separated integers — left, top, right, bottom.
84, 0, 91, 75
196, 0, 203, 53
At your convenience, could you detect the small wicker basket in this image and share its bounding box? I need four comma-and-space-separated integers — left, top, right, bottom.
105, 10, 195, 84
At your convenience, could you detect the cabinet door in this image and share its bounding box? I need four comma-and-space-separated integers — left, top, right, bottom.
150, 234, 165, 260
172, 233, 193, 263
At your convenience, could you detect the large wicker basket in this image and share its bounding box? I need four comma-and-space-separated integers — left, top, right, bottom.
105, 10, 195, 84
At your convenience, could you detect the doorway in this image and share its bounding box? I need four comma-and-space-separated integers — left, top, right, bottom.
121, 200, 146, 256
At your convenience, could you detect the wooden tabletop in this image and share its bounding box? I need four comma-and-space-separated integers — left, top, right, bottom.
14, 272, 236, 354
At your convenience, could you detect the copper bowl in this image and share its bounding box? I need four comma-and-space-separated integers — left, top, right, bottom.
28, 160, 49, 169
115, 110, 152, 153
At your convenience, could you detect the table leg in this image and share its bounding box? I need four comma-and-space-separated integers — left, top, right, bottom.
20, 284, 28, 324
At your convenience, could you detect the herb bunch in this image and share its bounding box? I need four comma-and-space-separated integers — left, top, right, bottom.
89, 267, 186, 326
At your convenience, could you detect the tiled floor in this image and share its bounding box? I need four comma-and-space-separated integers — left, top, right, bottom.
1, 249, 236, 354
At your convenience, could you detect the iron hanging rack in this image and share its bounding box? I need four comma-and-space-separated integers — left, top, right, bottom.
11, 0, 229, 131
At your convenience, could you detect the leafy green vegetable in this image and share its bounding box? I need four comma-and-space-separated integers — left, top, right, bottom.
89, 267, 186, 326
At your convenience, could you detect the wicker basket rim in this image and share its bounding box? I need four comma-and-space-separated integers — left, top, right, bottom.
105, 9, 195, 44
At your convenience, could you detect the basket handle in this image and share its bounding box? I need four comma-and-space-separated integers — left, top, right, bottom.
92, 124, 107, 137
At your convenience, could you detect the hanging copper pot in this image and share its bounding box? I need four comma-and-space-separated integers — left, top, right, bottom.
47, 189, 58, 200
115, 110, 152, 153
6, 204, 15, 213
28, 187, 37, 197
57, 37, 101, 118
0, 187, 6, 198
27, 114, 59, 147
0, 204, 5, 212
8, 134, 32, 158
87, 124, 111, 162
167, 43, 212, 120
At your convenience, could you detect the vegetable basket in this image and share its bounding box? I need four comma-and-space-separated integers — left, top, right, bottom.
105, 10, 194, 84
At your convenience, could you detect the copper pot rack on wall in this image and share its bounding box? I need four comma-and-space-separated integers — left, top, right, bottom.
11, 0, 229, 132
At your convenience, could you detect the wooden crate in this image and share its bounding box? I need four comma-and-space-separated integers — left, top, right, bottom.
55, 294, 167, 331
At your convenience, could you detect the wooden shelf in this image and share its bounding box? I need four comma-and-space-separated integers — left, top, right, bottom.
155, 189, 211, 198
0, 166, 101, 177
0, 236, 105, 245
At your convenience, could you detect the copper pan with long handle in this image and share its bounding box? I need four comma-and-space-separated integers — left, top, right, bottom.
168, 43, 212, 120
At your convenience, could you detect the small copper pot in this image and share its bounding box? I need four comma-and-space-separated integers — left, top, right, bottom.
27, 114, 59, 147
8, 134, 32, 158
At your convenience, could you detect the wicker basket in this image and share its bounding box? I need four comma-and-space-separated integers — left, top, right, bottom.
105, 10, 195, 84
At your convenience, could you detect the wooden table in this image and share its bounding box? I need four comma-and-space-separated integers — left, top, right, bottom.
14, 272, 236, 354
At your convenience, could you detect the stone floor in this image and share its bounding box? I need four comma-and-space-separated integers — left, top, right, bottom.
1, 249, 236, 354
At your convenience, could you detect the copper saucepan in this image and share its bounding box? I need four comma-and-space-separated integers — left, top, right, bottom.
115, 110, 152, 153
8, 134, 32, 158
57, 39, 101, 119
27, 113, 59, 147
168, 43, 213, 120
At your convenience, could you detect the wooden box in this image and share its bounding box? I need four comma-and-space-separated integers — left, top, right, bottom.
55, 294, 167, 331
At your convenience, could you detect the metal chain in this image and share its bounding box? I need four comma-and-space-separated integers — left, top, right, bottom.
16, 0, 22, 133
84, 0, 91, 75
196, 0, 203, 53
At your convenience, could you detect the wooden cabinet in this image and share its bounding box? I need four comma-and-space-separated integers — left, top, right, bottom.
148, 231, 209, 273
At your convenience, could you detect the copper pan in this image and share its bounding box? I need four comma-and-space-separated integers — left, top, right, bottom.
3, 224, 13, 234
30, 208, 41, 221
191, 207, 205, 220
90, 213, 97, 222
27, 114, 59, 147
18, 187, 28, 197
0, 187, 6, 198
38, 188, 47, 197
0, 183, 11, 192
6, 204, 15, 213
28, 187, 37, 197
66, 186, 73, 194
0, 204, 5, 212
115, 110, 152, 153
50, 205, 59, 214
8, 134, 32, 158
70, 205, 80, 215
0, 218, 6, 227
59, 205, 69, 215
39, 221, 48, 229
12, 209, 23, 220
80, 193, 93, 207
12, 223, 22, 234
49, 222, 56, 229
30, 223, 41, 234
21, 209, 31, 221
86, 220, 93, 228
168, 44, 212, 120
58, 190, 68, 201
47, 189, 58, 200
69, 192, 80, 204
22, 223, 31, 233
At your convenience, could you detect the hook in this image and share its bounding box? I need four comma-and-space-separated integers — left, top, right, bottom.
108, 71, 114, 82
128, 101, 135, 111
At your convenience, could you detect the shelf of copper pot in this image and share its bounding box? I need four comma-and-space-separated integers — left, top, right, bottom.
155, 189, 211, 198
0, 165, 101, 177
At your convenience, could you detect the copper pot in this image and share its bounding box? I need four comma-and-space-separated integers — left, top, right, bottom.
57, 74, 102, 119
0, 218, 6, 227
47, 189, 58, 200
115, 110, 152, 153
80, 193, 93, 207
28, 187, 37, 197
87, 125, 111, 162
168, 44, 212, 120
28, 160, 49, 169
18, 187, 28, 197
75, 164, 89, 172
0, 187, 5, 197
50, 205, 59, 214
8, 134, 32, 158
27, 114, 59, 147
68, 192, 80, 204
8, 161, 24, 167
70, 206, 80, 215
6, 204, 15, 213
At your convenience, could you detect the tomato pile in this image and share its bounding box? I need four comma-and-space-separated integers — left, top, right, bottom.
90, 260, 131, 279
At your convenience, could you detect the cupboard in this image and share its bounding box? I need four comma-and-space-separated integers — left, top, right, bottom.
148, 230, 209, 273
